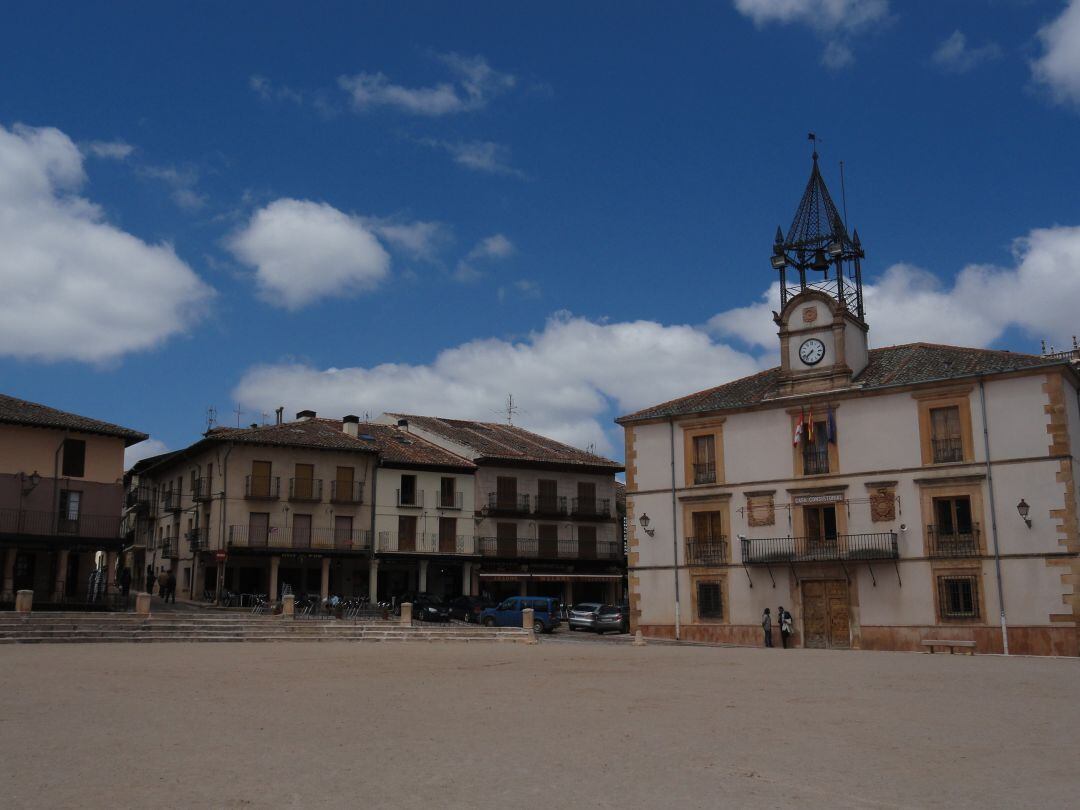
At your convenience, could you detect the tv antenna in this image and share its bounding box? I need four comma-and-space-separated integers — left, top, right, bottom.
496, 394, 522, 425
233, 402, 244, 427
205, 406, 217, 431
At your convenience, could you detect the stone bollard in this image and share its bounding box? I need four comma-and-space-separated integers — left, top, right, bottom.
14, 589, 33, 614
522, 607, 538, 644
633, 630, 646, 647
135, 592, 151, 616
282, 593, 295, 618
400, 602, 413, 624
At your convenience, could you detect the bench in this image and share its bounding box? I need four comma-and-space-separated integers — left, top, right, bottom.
921, 639, 976, 655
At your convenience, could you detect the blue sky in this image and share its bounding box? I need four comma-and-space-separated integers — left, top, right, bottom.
2, 0, 1079, 464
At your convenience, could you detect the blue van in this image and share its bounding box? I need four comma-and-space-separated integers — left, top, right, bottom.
480, 596, 561, 633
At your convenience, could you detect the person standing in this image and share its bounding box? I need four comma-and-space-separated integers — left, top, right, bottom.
146, 564, 155, 594
761, 607, 773, 647
166, 570, 177, 604
119, 567, 132, 597
157, 569, 168, 600
779, 605, 793, 648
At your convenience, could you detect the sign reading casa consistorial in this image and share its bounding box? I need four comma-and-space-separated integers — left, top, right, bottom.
616, 149, 1080, 656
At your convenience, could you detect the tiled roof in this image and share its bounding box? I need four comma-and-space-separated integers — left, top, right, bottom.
0, 392, 147, 445
617, 343, 1062, 423
387, 414, 623, 470
352, 422, 475, 470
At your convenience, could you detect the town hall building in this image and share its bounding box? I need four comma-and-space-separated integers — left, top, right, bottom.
617, 152, 1080, 656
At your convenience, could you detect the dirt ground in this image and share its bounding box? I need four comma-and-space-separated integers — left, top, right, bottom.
0, 641, 1076, 809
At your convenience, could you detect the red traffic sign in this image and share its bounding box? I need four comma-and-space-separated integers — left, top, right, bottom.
214, 550, 227, 563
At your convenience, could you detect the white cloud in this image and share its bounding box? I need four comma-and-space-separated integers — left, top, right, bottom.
125, 438, 169, 470
84, 140, 134, 160
227, 198, 391, 309
733, 0, 890, 67
497, 279, 542, 304
249, 74, 305, 105
932, 31, 1002, 74
363, 217, 451, 262
420, 139, 524, 177
233, 312, 762, 456
0, 123, 213, 363
338, 52, 514, 116
138, 164, 206, 211
709, 224, 1080, 350
1032, 0, 1080, 106
455, 234, 515, 282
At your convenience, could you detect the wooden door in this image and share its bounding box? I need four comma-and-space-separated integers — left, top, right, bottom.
496, 522, 517, 557
577, 481, 596, 514
294, 463, 314, 500
537, 479, 558, 513
439, 517, 457, 553
801, 579, 850, 649
538, 524, 559, 558
334, 515, 353, 550
336, 466, 354, 502
292, 514, 311, 549
496, 476, 517, 510
398, 516, 417, 552
578, 525, 597, 559
248, 512, 269, 547
251, 461, 272, 497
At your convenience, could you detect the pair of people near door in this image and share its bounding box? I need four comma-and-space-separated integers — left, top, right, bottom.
762, 607, 794, 647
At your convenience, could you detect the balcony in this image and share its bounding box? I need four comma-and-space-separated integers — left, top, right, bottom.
741, 532, 898, 564
125, 484, 153, 511
245, 475, 280, 500
570, 497, 611, 520
931, 437, 965, 464
376, 532, 476, 555
396, 488, 424, 508
161, 540, 174, 558
927, 525, 980, 558
685, 537, 728, 566
436, 491, 464, 510
693, 462, 717, 485
487, 493, 530, 515
534, 495, 567, 517
228, 525, 372, 552
330, 480, 364, 504
187, 527, 208, 551
476, 536, 621, 560
193, 477, 212, 502
802, 449, 830, 475
0, 508, 122, 541
288, 478, 323, 502
162, 489, 183, 511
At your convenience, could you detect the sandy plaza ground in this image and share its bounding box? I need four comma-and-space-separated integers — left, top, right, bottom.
1, 639, 1077, 809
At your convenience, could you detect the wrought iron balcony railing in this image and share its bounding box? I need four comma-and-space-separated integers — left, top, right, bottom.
685, 537, 728, 566
741, 532, 898, 564
375, 532, 476, 555
187, 527, 208, 550
927, 525, 980, 558
193, 477, 213, 502
0, 508, 122, 540
162, 489, 183, 511
228, 525, 372, 552
396, 488, 424, 508
931, 437, 964, 464
125, 484, 153, 510
693, 461, 717, 485
571, 497, 611, 519
487, 493, 530, 514
160, 540, 174, 558
288, 478, 323, 502
802, 449, 830, 475
330, 480, 364, 504
244, 475, 280, 499
437, 491, 464, 510
475, 536, 620, 560
533, 494, 567, 517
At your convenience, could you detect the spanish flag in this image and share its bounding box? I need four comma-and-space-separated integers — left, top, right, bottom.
807, 407, 814, 442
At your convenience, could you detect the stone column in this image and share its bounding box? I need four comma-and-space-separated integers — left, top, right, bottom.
282, 593, 295, 617
418, 559, 428, 592
269, 556, 280, 602
2, 547, 18, 601
105, 551, 118, 590
320, 557, 331, 601
53, 549, 70, 601
15, 589, 33, 614
461, 562, 472, 596
135, 592, 151, 616
400, 602, 412, 624
522, 607, 537, 644
368, 559, 379, 602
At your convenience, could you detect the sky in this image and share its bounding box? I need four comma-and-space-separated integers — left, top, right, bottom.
2, 0, 1080, 467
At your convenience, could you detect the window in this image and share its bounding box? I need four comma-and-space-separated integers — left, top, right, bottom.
697, 581, 723, 620
931, 496, 977, 556
58, 490, 81, 532
61, 439, 86, 477
440, 477, 456, 508
537, 479, 559, 513
398, 515, 417, 550
293, 463, 315, 500
692, 435, 716, 484
802, 422, 829, 475
335, 466, 355, 502
496, 476, 517, 510
691, 511, 723, 541
576, 481, 597, 515
938, 575, 979, 619
250, 461, 272, 498
930, 406, 964, 463
399, 474, 417, 506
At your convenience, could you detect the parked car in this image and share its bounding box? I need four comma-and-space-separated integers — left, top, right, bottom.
448, 595, 494, 623
568, 602, 604, 632
594, 604, 629, 634
392, 592, 450, 621
480, 596, 561, 633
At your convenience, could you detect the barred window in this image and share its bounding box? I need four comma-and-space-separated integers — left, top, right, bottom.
697, 581, 723, 620
938, 575, 979, 619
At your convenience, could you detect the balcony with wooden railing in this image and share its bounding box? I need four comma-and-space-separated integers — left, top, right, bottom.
244, 476, 280, 500
741, 532, 898, 564
228, 525, 372, 552
927, 525, 980, 558
476, 536, 621, 560
685, 536, 728, 566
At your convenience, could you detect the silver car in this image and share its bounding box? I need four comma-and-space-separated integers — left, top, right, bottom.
568, 602, 604, 632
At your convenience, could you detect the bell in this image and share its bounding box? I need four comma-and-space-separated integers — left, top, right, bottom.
811, 249, 829, 271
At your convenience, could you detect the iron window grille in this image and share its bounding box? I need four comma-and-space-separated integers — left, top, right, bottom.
931, 437, 964, 464
938, 576, 980, 620
697, 581, 723, 620
802, 448, 829, 475
693, 462, 717, 485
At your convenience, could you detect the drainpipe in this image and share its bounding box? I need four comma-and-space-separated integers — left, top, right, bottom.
669, 418, 681, 640
978, 378, 1008, 655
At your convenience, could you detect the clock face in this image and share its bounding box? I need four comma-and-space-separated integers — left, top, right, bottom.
799, 338, 826, 365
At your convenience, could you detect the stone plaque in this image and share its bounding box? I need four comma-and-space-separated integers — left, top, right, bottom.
802, 307, 818, 323
870, 488, 896, 522
747, 494, 775, 527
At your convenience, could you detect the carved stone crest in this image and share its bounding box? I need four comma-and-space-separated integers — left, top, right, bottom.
802, 307, 818, 323
870, 488, 895, 522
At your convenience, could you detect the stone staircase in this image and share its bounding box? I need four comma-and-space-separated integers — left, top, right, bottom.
0, 613, 531, 644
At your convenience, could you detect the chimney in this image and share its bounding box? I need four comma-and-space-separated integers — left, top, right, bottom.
275, 406, 284, 425
397, 418, 409, 431
343, 414, 360, 438
296, 410, 316, 421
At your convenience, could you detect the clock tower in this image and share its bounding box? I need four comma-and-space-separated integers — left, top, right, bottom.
769, 148, 869, 396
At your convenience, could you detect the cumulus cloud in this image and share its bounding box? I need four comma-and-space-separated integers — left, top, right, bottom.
733, 0, 891, 68
455, 234, 515, 282
84, 140, 135, 160
338, 52, 514, 116
1032, 0, 1080, 106
227, 198, 391, 309
0, 123, 213, 363
362, 217, 451, 262
419, 138, 524, 177
233, 313, 762, 456
125, 438, 169, 470
709, 225, 1080, 349
138, 164, 206, 211
932, 31, 1002, 74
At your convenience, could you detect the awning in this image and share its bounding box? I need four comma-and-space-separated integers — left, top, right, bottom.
478, 572, 623, 582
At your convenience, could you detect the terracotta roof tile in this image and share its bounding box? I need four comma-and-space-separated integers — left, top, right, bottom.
0, 392, 147, 445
